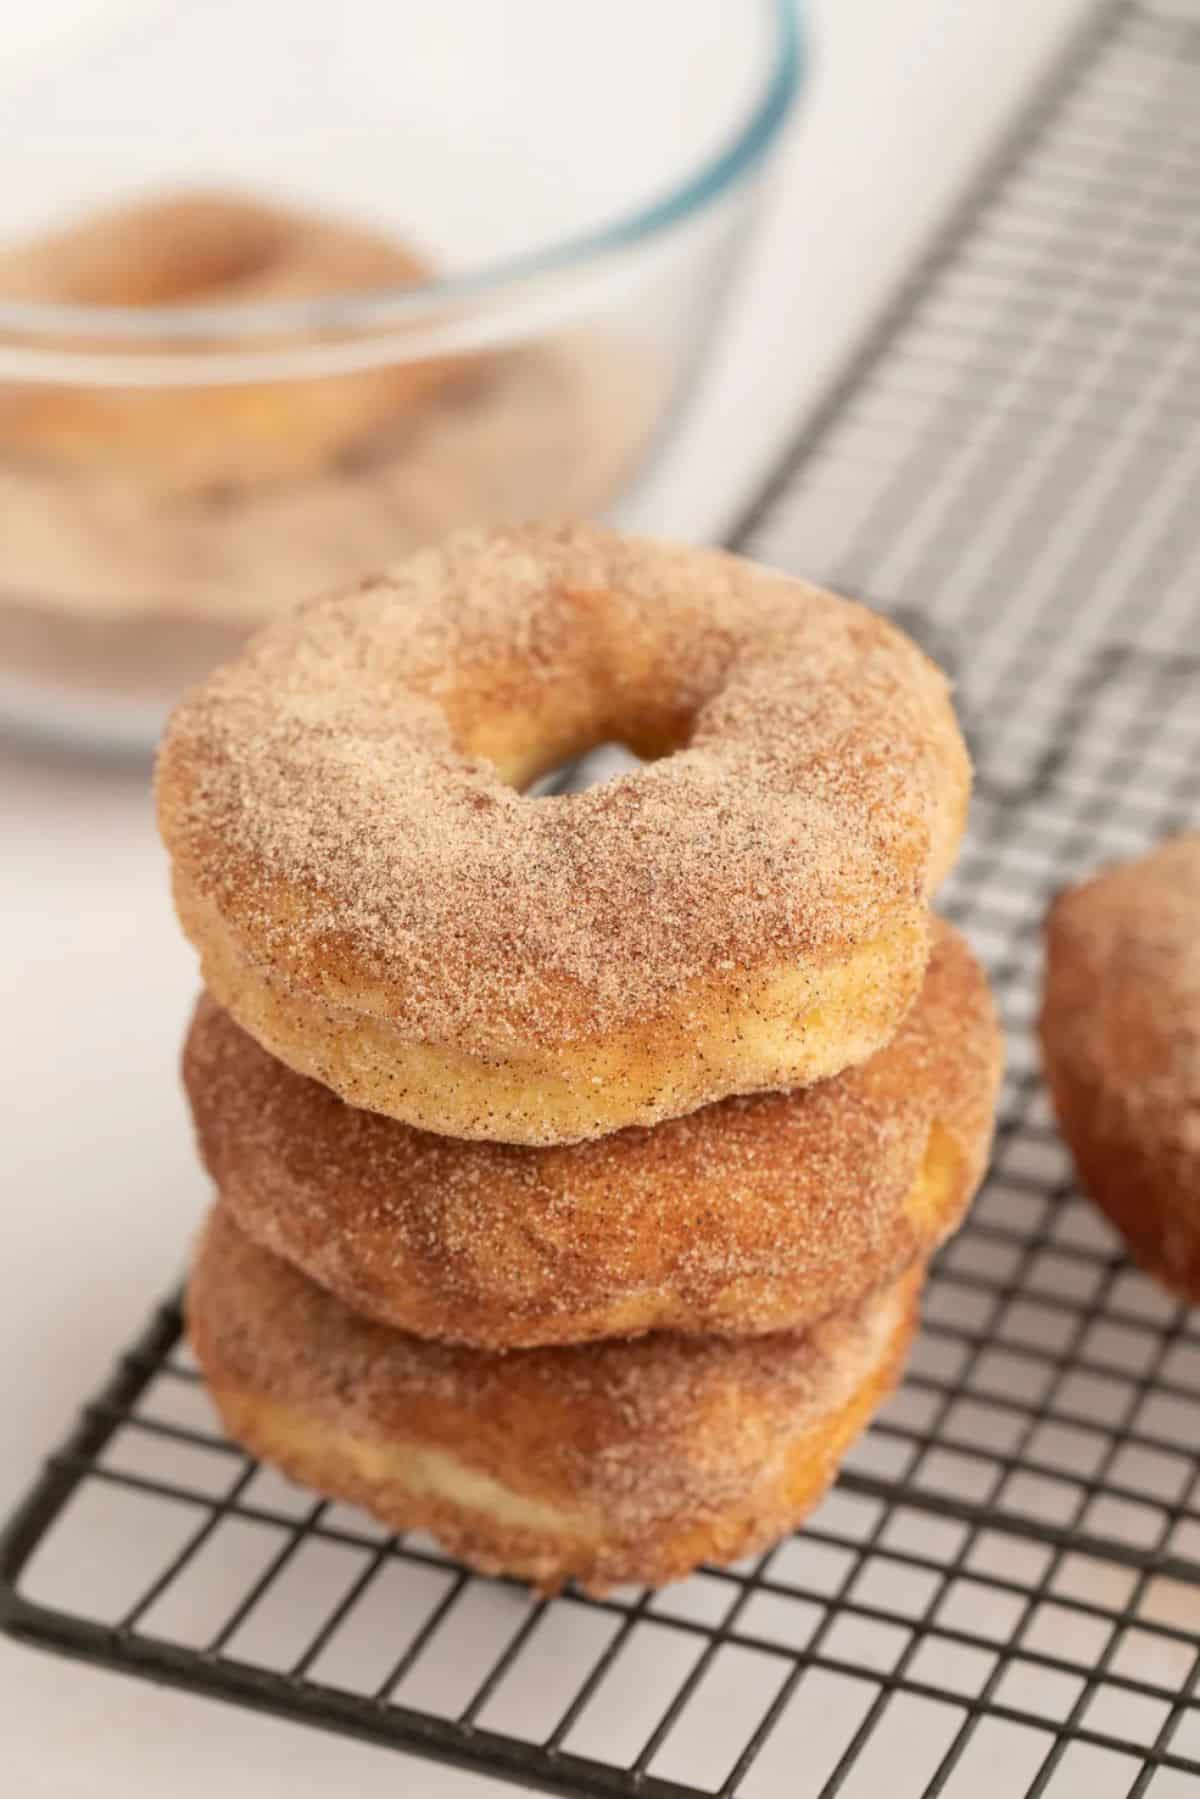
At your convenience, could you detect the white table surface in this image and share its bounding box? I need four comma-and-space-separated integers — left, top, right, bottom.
2, 1, 1091, 1791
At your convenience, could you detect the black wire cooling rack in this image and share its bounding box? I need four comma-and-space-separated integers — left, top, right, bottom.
5, 3, 1200, 1794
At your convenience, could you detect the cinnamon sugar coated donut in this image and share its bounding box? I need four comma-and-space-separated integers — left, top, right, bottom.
158, 521, 971, 1143
1040, 833, 1200, 1299
0, 189, 471, 495
189, 1208, 919, 1593
186, 920, 1001, 1347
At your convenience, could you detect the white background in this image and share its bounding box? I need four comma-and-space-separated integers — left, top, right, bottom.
3, 2, 1091, 1792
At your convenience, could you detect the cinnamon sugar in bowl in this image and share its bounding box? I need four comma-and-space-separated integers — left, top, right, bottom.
0, 0, 800, 749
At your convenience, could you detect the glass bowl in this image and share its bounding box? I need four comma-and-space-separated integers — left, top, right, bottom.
0, 0, 801, 751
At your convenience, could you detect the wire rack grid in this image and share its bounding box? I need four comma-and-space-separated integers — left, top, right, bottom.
4, 3, 1200, 1795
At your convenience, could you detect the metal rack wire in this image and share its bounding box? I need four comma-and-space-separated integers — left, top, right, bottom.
4, 3, 1200, 1793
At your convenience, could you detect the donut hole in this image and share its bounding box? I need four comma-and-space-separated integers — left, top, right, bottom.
104, 211, 288, 308
143, 230, 284, 306
525, 741, 645, 798
1, 194, 291, 310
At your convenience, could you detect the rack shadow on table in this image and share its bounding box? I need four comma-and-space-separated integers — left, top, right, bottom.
5, 4, 1200, 1794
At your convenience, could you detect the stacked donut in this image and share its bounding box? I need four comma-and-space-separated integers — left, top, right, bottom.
158, 521, 1002, 1592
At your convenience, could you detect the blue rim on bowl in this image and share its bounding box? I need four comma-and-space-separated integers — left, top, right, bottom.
0, 0, 803, 347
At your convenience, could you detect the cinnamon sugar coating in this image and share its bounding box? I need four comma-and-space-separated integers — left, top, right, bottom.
189, 1208, 919, 1593
186, 920, 1000, 1347
159, 521, 970, 1140
1041, 833, 1200, 1299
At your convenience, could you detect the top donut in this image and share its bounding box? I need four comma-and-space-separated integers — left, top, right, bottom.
157, 522, 970, 1142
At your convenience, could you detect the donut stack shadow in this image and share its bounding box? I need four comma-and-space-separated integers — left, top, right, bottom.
158, 523, 1004, 1594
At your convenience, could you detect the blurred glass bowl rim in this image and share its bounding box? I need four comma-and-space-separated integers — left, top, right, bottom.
0, 0, 803, 382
